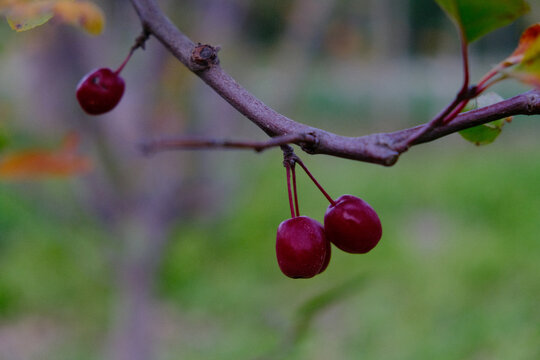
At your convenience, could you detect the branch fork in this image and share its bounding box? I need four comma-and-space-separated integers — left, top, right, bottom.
130, 0, 540, 166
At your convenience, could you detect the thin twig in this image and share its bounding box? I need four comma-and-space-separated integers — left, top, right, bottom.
140, 133, 317, 155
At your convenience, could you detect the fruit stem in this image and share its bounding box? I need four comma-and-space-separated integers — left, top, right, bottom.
295, 157, 336, 206
114, 31, 151, 75
291, 163, 300, 217
115, 48, 135, 75
285, 163, 296, 218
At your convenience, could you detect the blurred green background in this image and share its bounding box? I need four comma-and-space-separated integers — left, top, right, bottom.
0, 1, 539, 359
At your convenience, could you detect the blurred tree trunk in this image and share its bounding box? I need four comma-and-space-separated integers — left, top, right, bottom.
16, 2, 186, 359
107, 207, 172, 360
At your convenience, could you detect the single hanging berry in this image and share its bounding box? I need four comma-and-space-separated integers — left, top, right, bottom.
276, 216, 329, 279
324, 195, 382, 254
76, 68, 125, 115
76, 44, 137, 115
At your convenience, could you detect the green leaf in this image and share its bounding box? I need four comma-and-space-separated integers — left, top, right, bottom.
435, 0, 530, 43
459, 122, 503, 145
459, 93, 511, 145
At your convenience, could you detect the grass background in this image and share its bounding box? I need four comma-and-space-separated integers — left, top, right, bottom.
1, 132, 539, 359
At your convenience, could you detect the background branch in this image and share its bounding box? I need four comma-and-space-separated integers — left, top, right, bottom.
129, 0, 540, 166
140, 133, 317, 154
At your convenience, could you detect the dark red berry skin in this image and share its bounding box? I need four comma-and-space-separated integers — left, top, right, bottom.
276, 216, 328, 279
76, 68, 125, 115
324, 195, 382, 254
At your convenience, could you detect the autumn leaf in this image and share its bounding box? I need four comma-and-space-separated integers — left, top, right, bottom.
2, 0, 105, 35
53, 0, 104, 35
504, 23, 540, 66
507, 28, 540, 88
4, 0, 55, 32
475, 23, 540, 92
0, 132, 93, 180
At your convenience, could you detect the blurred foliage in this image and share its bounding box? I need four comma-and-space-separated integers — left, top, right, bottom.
0, 132, 92, 179
243, 1, 290, 46
2, 142, 538, 358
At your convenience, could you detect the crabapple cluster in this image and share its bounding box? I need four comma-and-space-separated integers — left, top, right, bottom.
275, 159, 382, 279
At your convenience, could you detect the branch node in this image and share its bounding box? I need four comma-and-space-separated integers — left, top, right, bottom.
190, 43, 220, 71
133, 28, 151, 51
281, 145, 296, 166
299, 132, 319, 154
526, 91, 540, 114
464, 84, 478, 99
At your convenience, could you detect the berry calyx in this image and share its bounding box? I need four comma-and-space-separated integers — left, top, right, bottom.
276, 216, 329, 279
324, 195, 382, 254
76, 68, 125, 115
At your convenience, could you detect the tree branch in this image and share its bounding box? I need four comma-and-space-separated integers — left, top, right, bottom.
129, 0, 540, 166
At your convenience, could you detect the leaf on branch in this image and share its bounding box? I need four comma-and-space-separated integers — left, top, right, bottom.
459, 93, 511, 145
506, 26, 540, 88
435, 0, 530, 43
478, 24, 540, 90
0, 132, 93, 180
504, 23, 540, 66
2, 0, 105, 35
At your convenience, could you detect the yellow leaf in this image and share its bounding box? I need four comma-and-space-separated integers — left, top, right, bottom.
2, 0, 105, 35
0, 132, 93, 180
53, 0, 105, 35
4, 1, 55, 32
